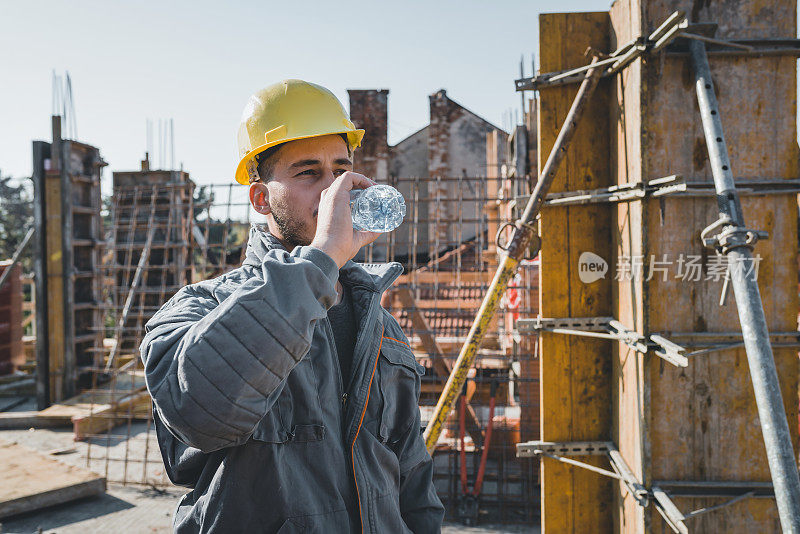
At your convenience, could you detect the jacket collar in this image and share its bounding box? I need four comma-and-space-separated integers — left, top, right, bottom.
242, 225, 403, 294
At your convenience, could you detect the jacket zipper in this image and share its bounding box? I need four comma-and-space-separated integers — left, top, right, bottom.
330, 285, 383, 533
323, 317, 346, 407
344, 291, 380, 399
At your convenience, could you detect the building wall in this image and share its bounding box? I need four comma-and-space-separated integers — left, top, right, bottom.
347, 89, 389, 182
390, 126, 429, 179
427, 89, 505, 258
350, 88, 506, 264
389, 127, 429, 264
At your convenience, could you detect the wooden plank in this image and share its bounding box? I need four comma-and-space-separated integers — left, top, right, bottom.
0, 392, 150, 433
40, 385, 146, 418
45, 166, 65, 403
538, 11, 613, 533
0, 438, 105, 518
398, 299, 488, 310
0, 372, 147, 433
0, 411, 73, 428
72, 390, 151, 440
607, 2, 647, 532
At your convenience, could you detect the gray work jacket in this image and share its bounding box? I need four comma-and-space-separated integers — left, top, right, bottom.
140, 228, 444, 533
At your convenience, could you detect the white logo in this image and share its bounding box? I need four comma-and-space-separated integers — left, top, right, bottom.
578, 252, 608, 283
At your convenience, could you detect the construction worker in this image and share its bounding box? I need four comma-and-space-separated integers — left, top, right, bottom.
140, 79, 445, 533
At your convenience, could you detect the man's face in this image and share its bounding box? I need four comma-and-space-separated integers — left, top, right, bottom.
249, 134, 352, 249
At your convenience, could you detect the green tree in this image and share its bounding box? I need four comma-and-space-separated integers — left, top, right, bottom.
0, 173, 34, 270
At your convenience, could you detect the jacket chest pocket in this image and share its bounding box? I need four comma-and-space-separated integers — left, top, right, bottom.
252, 356, 326, 444
369, 337, 424, 445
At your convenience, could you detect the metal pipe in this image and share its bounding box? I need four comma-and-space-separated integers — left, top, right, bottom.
682, 32, 755, 52
543, 328, 622, 340
538, 451, 622, 481
682, 491, 755, 520
690, 40, 800, 533
423, 57, 603, 454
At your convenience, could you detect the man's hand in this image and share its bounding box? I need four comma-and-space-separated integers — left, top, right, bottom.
311, 172, 381, 268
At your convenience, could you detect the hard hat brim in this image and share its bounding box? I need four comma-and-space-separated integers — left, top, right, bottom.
235, 128, 365, 185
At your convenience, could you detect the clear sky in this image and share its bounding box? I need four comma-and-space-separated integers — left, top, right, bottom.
0, 0, 612, 189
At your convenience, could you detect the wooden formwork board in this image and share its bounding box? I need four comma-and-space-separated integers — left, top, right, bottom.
608, 0, 799, 532
0, 438, 105, 519
44, 162, 66, 402
32, 123, 105, 406
538, 11, 614, 533
607, 2, 648, 531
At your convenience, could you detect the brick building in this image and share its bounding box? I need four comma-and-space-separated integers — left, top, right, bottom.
348, 88, 507, 263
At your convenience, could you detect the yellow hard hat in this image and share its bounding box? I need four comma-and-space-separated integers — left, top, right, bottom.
235, 79, 365, 184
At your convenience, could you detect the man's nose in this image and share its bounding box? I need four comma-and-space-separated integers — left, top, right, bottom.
320, 169, 337, 188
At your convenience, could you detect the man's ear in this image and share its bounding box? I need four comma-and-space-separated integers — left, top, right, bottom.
249, 182, 271, 215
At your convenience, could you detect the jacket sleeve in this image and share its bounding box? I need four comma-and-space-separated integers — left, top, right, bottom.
393, 329, 445, 531
140, 246, 339, 453
400, 455, 445, 533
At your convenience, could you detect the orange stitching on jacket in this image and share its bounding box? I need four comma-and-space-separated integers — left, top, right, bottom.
382, 336, 410, 348
352, 328, 384, 533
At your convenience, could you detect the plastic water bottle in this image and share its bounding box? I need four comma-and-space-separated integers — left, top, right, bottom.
350, 184, 406, 233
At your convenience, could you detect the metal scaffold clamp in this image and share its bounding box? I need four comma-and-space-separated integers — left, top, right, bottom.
700, 215, 768, 255
705, 225, 767, 255
495, 219, 541, 258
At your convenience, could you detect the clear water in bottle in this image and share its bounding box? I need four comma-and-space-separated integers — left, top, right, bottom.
350, 184, 406, 233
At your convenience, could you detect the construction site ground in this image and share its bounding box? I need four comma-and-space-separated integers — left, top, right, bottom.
0, 397, 538, 534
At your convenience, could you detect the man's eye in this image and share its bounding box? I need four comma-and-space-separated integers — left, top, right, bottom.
334, 169, 348, 176
299, 169, 318, 176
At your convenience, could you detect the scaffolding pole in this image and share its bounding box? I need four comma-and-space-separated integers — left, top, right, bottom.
690, 40, 800, 533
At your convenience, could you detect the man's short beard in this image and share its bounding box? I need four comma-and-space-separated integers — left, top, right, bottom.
270, 198, 312, 250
